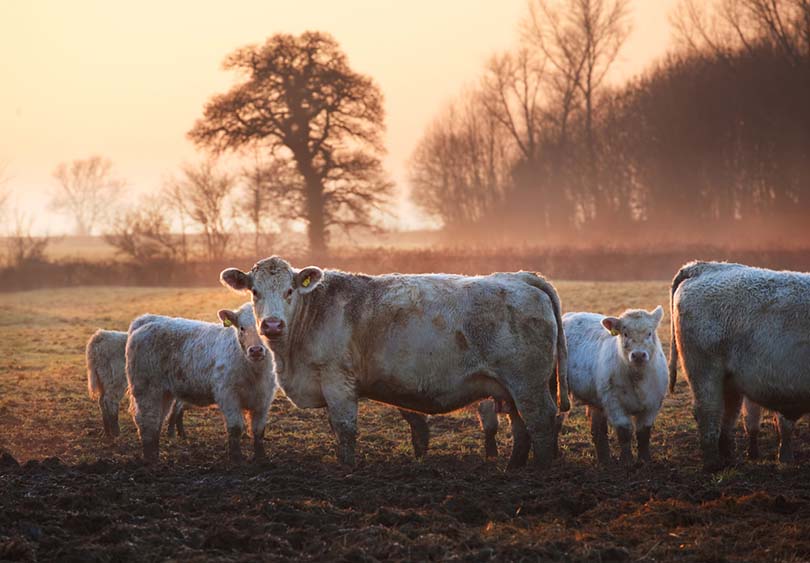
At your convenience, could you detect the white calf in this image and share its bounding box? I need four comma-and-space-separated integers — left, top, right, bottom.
126, 303, 277, 463
564, 307, 668, 465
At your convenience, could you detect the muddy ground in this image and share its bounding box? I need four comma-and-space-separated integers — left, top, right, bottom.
2, 285, 810, 562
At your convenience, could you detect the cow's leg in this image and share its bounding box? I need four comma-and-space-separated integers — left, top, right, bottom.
99, 395, 120, 438
166, 400, 178, 438
248, 407, 270, 462
322, 380, 359, 468
133, 388, 166, 464
684, 352, 726, 472
719, 385, 743, 462
173, 402, 186, 439
219, 396, 245, 463
588, 406, 611, 465
635, 410, 657, 464
398, 409, 430, 459
777, 414, 796, 464
506, 409, 531, 470
511, 385, 557, 469
741, 398, 762, 460
477, 400, 499, 460
601, 394, 633, 465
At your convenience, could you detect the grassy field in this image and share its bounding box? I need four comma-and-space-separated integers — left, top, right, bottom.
1, 283, 810, 561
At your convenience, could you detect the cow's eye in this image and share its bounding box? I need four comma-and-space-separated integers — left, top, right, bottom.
623, 332, 628, 338
252, 289, 260, 299
240, 326, 245, 333
284, 288, 293, 299
647, 332, 652, 338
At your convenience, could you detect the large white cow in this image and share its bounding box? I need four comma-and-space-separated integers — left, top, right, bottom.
670, 261, 810, 471
221, 256, 569, 469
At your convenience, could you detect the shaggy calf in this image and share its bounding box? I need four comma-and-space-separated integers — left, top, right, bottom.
564, 307, 668, 465
86, 328, 186, 438
86, 330, 129, 437
127, 303, 277, 463
741, 398, 797, 463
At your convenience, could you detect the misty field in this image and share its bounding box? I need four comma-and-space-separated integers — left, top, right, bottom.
2, 283, 810, 561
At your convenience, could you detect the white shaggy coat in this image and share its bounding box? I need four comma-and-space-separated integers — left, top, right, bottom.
564, 308, 667, 464
126, 303, 277, 463
670, 261, 810, 470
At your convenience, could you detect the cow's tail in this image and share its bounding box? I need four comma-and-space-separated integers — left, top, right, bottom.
668, 261, 710, 393
524, 273, 570, 412
86, 330, 103, 399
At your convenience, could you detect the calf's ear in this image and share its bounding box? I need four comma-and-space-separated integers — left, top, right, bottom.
220, 268, 252, 292
218, 309, 239, 328
295, 266, 324, 294
651, 305, 664, 325
602, 317, 621, 336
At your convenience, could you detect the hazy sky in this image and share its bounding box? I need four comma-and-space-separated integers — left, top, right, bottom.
0, 0, 678, 234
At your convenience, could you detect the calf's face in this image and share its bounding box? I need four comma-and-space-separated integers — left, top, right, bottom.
218, 303, 267, 362
602, 306, 664, 368
220, 257, 323, 345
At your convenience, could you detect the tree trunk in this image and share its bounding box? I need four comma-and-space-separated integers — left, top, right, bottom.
299, 165, 327, 257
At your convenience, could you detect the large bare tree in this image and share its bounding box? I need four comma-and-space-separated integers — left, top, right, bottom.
50, 156, 125, 236
188, 31, 393, 255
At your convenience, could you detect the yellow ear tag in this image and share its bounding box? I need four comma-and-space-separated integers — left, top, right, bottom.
610, 328, 619, 336
223, 318, 233, 327
302, 276, 311, 288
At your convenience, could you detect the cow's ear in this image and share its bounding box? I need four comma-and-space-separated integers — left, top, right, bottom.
220, 268, 252, 292
218, 309, 239, 328
651, 305, 664, 325
602, 317, 621, 336
295, 266, 323, 294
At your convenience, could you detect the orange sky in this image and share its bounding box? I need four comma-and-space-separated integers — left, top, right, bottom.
0, 0, 678, 234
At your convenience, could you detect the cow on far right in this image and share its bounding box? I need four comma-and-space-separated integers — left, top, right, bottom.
669, 261, 810, 471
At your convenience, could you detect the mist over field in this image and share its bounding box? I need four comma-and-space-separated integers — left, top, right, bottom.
2, 1, 810, 562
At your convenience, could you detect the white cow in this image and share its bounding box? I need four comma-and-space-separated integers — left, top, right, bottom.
670, 261, 810, 471
220, 257, 569, 469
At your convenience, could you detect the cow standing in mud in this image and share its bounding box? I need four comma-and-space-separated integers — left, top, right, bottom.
670, 261, 810, 471
221, 257, 569, 469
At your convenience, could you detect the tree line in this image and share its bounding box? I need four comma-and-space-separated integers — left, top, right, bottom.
5, 0, 808, 268
409, 0, 810, 246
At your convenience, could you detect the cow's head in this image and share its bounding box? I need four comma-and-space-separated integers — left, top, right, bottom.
220, 256, 323, 346
217, 302, 268, 363
602, 306, 664, 369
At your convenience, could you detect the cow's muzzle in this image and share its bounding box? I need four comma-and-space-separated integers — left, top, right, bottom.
247, 346, 267, 361
630, 351, 649, 365
260, 317, 285, 339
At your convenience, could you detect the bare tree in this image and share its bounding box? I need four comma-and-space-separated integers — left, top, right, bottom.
170, 160, 236, 261
50, 156, 125, 236
673, 0, 810, 63
481, 49, 547, 162
104, 197, 179, 265
4, 210, 51, 267
188, 32, 393, 255
409, 90, 513, 234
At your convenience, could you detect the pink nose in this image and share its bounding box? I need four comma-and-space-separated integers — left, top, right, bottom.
630, 351, 648, 364
247, 346, 266, 360
261, 317, 285, 338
